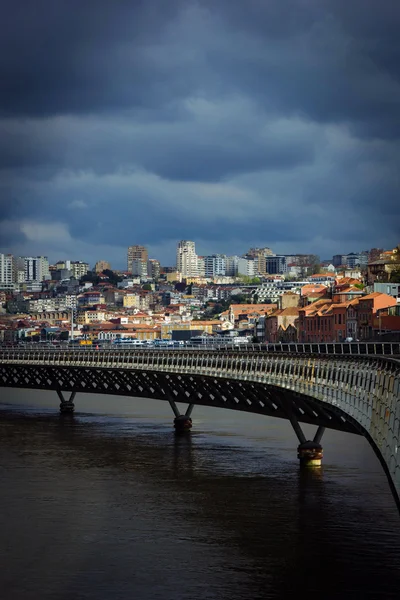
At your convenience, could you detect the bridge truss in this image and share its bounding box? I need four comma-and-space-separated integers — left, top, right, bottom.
0, 348, 399, 508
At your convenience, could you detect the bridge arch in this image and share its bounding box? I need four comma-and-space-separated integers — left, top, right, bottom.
0, 348, 399, 510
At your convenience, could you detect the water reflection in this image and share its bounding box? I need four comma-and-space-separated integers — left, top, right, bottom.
1, 398, 400, 599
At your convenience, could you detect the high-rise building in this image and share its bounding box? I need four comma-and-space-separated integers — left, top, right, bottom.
197, 256, 205, 277
176, 240, 199, 278
265, 255, 287, 275
131, 259, 148, 277
147, 259, 161, 280
238, 258, 256, 277
17, 256, 51, 282
247, 248, 274, 275
204, 255, 227, 278
0, 254, 14, 290
225, 256, 239, 276
94, 260, 111, 273
127, 246, 148, 273
332, 254, 346, 267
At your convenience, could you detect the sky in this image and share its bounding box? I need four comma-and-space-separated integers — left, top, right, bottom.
0, 0, 399, 268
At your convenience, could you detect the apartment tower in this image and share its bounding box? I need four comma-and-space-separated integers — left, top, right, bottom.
127, 245, 148, 274
176, 240, 199, 278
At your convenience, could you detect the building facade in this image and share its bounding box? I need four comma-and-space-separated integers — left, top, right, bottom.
94, 260, 111, 273
127, 246, 148, 273
147, 259, 161, 279
204, 255, 226, 278
176, 240, 199, 278
0, 254, 13, 290
131, 259, 148, 277
225, 256, 239, 277
237, 258, 256, 277
70, 261, 89, 279
265, 255, 287, 275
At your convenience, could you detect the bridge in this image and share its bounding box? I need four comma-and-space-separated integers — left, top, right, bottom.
1, 346, 399, 509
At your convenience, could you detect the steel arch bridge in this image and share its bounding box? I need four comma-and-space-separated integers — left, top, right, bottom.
1, 347, 399, 508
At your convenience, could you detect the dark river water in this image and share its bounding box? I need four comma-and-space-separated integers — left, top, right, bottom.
1, 389, 400, 600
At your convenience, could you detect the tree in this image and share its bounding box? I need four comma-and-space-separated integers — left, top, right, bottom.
230, 293, 249, 304
80, 271, 100, 285
103, 269, 123, 285
390, 270, 400, 283
142, 283, 153, 291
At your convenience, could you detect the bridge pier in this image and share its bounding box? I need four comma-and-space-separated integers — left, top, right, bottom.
288, 411, 325, 467
56, 390, 76, 414
169, 400, 193, 433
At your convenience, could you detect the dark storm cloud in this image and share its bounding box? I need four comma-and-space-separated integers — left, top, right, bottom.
0, 0, 399, 264
0, 0, 188, 116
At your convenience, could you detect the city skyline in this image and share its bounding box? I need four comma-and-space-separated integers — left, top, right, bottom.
0, 2, 399, 266
0, 242, 378, 274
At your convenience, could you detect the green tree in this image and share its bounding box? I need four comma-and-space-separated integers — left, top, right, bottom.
103, 269, 123, 285
80, 271, 100, 285
390, 270, 400, 283
142, 283, 153, 291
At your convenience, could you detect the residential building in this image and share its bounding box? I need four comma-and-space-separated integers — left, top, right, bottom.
333, 254, 346, 267
176, 240, 199, 278
265, 255, 287, 275
17, 256, 51, 282
197, 256, 205, 277
346, 299, 359, 340
147, 259, 160, 279
55, 260, 71, 271
94, 260, 111, 273
204, 255, 226, 278
0, 254, 14, 290
374, 304, 400, 337
265, 307, 300, 342
373, 283, 400, 299
70, 261, 89, 279
237, 258, 256, 277
225, 256, 239, 277
77, 291, 105, 307
127, 245, 148, 273
123, 294, 141, 309
297, 300, 334, 343
131, 259, 148, 277
357, 292, 397, 340
247, 248, 273, 275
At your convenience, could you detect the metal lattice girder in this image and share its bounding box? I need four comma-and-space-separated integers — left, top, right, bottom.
0, 348, 400, 508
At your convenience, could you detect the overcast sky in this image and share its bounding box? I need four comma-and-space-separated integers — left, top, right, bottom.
0, 0, 399, 267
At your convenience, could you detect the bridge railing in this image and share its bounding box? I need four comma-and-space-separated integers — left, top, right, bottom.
0, 341, 399, 356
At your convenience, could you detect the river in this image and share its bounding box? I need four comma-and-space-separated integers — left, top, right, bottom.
1, 388, 400, 599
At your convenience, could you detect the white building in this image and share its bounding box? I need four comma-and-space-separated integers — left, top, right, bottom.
131, 259, 148, 277
0, 253, 14, 290
225, 256, 239, 276
176, 240, 199, 278
238, 258, 256, 277
204, 255, 226, 278
17, 256, 50, 282
70, 261, 89, 279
